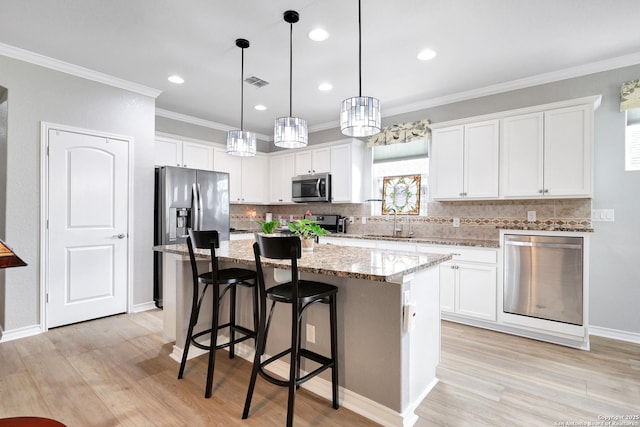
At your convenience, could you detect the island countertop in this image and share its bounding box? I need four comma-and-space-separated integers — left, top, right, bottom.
154, 239, 451, 282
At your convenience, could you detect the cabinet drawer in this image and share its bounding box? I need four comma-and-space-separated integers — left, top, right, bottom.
417, 245, 497, 264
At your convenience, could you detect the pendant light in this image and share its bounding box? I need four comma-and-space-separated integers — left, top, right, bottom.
340, 0, 381, 137
227, 38, 257, 156
274, 10, 308, 148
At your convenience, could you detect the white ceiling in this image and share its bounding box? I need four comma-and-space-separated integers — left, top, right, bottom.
1, 0, 640, 137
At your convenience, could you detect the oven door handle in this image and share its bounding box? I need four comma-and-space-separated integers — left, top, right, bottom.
505, 241, 582, 249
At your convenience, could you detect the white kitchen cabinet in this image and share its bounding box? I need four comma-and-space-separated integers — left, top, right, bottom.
501, 104, 592, 198
294, 147, 331, 176
213, 147, 267, 204
330, 140, 366, 203
417, 244, 497, 321
269, 153, 296, 203
155, 136, 214, 170
431, 120, 499, 200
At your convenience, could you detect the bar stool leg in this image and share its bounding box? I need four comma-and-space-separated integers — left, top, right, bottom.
178, 282, 203, 379
330, 294, 339, 409
229, 284, 236, 359
287, 303, 299, 427
205, 283, 221, 398
242, 305, 265, 419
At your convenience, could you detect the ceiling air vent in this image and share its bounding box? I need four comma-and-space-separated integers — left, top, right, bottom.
244, 75, 269, 88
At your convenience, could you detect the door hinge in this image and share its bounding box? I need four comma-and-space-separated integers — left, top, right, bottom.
46, 219, 49, 229
46, 145, 49, 156
46, 293, 49, 303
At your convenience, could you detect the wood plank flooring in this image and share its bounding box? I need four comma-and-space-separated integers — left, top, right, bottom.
1, 311, 638, 426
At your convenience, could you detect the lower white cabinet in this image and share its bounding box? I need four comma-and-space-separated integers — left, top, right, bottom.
439, 261, 496, 321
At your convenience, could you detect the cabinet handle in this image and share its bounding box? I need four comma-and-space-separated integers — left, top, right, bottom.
176, 163, 180, 167
184, 164, 187, 167
544, 189, 549, 193
452, 253, 461, 256
538, 189, 544, 194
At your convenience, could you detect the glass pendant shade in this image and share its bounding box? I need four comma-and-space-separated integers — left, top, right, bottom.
274, 116, 308, 148
226, 130, 257, 156
340, 95, 381, 137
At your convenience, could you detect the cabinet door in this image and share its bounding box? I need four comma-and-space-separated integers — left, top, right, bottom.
241, 155, 268, 204
439, 262, 456, 313
330, 145, 351, 202
312, 148, 331, 173
500, 113, 544, 197
464, 120, 499, 198
431, 126, 464, 199
213, 148, 242, 202
455, 263, 496, 321
544, 105, 591, 197
182, 141, 214, 170
294, 151, 313, 176
155, 138, 182, 167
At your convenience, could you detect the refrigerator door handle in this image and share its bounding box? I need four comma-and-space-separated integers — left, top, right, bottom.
197, 182, 204, 230
192, 183, 199, 231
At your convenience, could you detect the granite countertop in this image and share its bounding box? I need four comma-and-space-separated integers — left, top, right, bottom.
154, 239, 451, 283
322, 233, 500, 248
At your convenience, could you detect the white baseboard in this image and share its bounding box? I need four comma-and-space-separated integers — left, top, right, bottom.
589, 325, 640, 344
0, 324, 43, 343
130, 301, 158, 313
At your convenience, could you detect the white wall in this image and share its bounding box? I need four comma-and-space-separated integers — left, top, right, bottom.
0, 55, 156, 332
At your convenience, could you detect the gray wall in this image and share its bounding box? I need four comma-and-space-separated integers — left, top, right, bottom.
158, 64, 640, 336
0, 55, 156, 331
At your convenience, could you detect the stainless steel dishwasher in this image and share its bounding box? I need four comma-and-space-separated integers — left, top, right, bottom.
504, 234, 584, 326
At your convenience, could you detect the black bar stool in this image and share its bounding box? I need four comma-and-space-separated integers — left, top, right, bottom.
178, 229, 258, 398
242, 234, 339, 427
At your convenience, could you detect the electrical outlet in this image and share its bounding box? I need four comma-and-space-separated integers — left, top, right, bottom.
453, 218, 460, 228
361, 216, 367, 224
306, 324, 315, 344
290, 215, 294, 221
349, 216, 354, 224
527, 211, 536, 222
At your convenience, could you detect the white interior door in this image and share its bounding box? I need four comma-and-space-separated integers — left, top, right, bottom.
47, 128, 129, 328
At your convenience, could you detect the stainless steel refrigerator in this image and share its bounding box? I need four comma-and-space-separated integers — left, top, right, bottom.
153, 166, 230, 307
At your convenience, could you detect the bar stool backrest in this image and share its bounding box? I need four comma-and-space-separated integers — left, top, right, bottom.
253, 234, 302, 301
187, 229, 220, 281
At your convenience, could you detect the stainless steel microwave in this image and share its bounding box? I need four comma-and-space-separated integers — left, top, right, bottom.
292, 173, 331, 203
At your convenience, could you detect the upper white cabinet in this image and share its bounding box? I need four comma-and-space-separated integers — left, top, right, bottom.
269, 153, 296, 203
213, 147, 268, 204
501, 104, 592, 198
330, 140, 366, 203
294, 147, 331, 176
431, 119, 499, 200
155, 136, 214, 171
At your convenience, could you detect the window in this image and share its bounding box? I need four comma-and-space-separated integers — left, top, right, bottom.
626, 109, 640, 171
370, 139, 429, 216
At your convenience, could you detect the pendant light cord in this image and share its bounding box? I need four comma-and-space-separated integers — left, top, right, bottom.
358, 0, 362, 97
240, 45, 245, 131
289, 20, 293, 117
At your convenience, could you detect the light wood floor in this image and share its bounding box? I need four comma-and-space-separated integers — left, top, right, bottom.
1, 311, 638, 426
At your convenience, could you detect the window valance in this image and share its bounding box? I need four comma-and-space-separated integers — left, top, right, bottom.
367, 119, 430, 147
620, 79, 640, 111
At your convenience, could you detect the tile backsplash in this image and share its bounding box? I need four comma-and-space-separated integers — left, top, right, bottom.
231, 198, 592, 240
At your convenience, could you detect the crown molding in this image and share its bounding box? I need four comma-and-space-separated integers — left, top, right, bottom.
0, 42, 162, 98
155, 108, 271, 141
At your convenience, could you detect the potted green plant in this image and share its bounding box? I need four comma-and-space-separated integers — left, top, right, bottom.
257, 220, 280, 234
287, 218, 328, 252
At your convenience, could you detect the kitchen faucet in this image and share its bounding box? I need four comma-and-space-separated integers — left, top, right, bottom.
388, 208, 401, 237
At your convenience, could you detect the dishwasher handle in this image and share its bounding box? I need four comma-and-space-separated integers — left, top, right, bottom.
505, 241, 582, 250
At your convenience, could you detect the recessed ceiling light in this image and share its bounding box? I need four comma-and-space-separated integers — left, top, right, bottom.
318, 82, 333, 91
168, 75, 184, 84
254, 104, 267, 111
417, 49, 437, 61
308, 28, 329, 42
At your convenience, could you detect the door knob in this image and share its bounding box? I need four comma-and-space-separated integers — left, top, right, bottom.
114, 233, 126, 239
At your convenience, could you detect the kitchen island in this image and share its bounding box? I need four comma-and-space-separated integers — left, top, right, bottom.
154, 238, 451, 426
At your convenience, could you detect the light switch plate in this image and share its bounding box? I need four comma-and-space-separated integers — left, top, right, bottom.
592, 209, 615, 222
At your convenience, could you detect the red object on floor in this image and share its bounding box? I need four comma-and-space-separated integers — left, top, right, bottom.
0, 417, 66, 426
